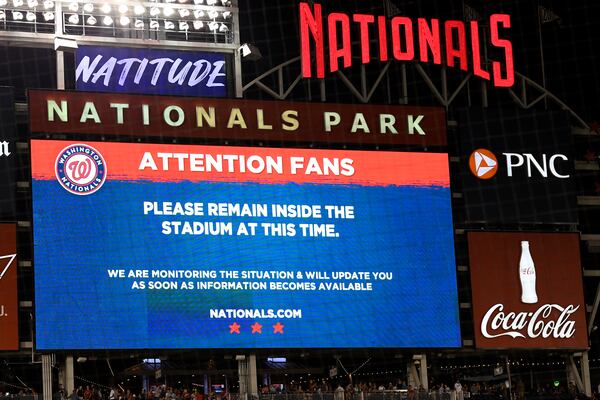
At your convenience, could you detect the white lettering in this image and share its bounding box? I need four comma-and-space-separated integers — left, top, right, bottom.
481, 303, 579, 340
407, 114, 425, 135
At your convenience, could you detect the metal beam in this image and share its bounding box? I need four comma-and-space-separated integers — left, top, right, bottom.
588, 282, 600, 335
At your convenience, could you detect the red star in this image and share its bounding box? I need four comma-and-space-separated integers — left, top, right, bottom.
229, 322, 240, 334
251, 322, 263, 334
589, 121, 600, 134
273, 322, 284, 334
584, 150, 598, 162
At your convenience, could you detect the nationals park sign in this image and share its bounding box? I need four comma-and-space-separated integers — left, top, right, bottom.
28, 90, 447, 146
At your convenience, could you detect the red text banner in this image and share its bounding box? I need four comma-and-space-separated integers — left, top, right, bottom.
31, 141, 450, 187
0, 223, 18, 351
28, 90, 447, 146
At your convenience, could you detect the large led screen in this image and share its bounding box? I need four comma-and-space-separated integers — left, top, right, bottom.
31, 140, 460, 349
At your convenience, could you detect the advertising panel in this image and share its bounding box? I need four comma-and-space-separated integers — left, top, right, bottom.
0, 87, 16, 220
459, 109, 577, 224
28, 90, 447, 146
75, 46, 227, 97
0, 223, 18, 351
468, 231, 587, 349
31, 140, 460, 349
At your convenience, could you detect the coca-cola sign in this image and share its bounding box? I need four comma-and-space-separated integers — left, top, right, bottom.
0, 223, 18, 350
468, 232, 588, 349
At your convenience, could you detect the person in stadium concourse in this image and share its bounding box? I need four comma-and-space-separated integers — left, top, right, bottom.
334, 384, 345, 400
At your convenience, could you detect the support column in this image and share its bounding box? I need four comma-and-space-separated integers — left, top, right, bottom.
582, 351, 592, 397
238, 355, 258, 400
56, 51, 65, 90
407, 361, 420, 388
59, 356, 75, 396
42, 354, 53, 400
54, 0, 65, 90
567, 354, 584, 394
419, 355, 428, 391
231, 0, 242, 98
247, 355, 258, 398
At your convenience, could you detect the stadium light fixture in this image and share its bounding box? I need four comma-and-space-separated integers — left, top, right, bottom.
67, 13, 79, 24
54, 36, 78, 51
163, 6, 174, 16
239, 43, 261, 61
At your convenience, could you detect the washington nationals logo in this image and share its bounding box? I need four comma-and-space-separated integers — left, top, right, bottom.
55, 144, 107, 195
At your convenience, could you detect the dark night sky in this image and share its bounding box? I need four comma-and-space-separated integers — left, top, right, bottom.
239, 1, 600, 124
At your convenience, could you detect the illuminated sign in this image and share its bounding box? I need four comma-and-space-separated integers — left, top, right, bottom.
76, 46, 227, 97
0, 223, 18, 351
299, 2, 514, 87
0, 87, 16, 220
28, 90, 447, 146
459, 109, 576, 224
468, 232, 588, 349
32, 140, 460, 349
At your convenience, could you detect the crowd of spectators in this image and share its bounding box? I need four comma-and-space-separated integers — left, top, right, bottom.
1, 378, 595, 400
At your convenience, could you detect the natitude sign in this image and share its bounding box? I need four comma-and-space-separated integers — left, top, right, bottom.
468, 231, 588, 349
0, 223, 18, 351
75, 46, 227, 97
28, 90, 447, 146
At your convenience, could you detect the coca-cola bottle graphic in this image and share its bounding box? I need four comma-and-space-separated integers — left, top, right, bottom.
519, 241, 538, 304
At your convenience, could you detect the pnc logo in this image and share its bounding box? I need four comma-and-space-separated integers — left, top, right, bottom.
468, 148, 570, 180
469, 149, 498, 179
